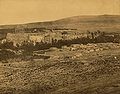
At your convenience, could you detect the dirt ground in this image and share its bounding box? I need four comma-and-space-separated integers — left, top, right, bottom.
0, 43, 120, 94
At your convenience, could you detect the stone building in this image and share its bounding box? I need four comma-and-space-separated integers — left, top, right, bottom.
6, 33, 29, 46
6, 33, 45, 46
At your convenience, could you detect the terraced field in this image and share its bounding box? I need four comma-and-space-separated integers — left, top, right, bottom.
0, 43, 120, 94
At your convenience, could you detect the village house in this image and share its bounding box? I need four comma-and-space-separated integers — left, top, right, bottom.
6, 33, 29, 46
6, 32, 46, 46
5, 28, 89, 46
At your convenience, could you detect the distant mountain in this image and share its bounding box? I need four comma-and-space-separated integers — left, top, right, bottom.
0, 15, 120, 33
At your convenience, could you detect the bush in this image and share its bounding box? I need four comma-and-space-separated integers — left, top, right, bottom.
0, 49, 16, 61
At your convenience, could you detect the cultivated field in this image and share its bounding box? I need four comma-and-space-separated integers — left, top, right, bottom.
0, 43, 120, 94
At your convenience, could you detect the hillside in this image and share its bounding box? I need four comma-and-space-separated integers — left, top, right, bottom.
0, 15, 120, 33
1, 43, 120, 94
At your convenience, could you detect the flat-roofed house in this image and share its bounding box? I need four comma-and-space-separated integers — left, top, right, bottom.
6, 33, 29, 46
28, 33, 44, 43
6, 32, 48, 46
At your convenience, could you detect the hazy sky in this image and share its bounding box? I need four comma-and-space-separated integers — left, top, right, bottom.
0, 0, 120, 25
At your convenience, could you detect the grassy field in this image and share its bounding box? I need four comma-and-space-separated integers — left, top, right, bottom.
0, 43, 120, 94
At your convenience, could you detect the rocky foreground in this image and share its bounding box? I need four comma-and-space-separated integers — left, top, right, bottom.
0, 43, 120, 94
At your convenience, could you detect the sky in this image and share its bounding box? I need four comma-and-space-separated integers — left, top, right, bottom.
0, 0, 120, 25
